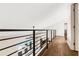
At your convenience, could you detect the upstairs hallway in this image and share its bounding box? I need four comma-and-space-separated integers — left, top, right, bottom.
42, 36, 78, 56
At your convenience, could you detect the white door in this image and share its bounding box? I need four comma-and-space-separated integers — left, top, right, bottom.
71, 3, 78, 51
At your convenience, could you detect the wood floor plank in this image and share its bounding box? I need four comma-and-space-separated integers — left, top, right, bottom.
42, 36, 78, 56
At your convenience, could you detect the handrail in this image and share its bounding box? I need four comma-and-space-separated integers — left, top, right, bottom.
0, 32, 45, 41
0, 29, 51, 31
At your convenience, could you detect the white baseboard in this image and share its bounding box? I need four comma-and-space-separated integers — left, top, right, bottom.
55, 35, 64, 37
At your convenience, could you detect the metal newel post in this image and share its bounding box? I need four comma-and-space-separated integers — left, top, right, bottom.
51, 30, 52, 42
30, 42, 32, 50
33, 30, 35, 56
40, 38, 42, 48
46, 30, 48, 49
55, 30, 56, 38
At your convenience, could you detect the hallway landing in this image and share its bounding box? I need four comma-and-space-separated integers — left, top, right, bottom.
42, 36, 78, 56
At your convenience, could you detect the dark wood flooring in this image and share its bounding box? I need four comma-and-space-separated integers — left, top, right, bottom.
42, 37, 78, 56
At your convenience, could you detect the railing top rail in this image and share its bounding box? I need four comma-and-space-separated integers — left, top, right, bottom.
0, 29, 52, 32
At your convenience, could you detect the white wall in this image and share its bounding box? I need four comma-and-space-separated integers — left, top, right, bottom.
52, 20, 65, 36
0, 3, 64, 29
0, 3, 71, 29
66, 4, 72, 50
45, 4, 71, 37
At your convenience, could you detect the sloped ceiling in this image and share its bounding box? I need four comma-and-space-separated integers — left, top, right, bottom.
0, 3, 70, 29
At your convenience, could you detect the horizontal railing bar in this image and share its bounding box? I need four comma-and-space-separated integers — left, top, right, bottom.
23, 43, 42, 56
23, 42, 46, 56
7, 47, 25, 56
0, 34, 46, 51
35, 46, 41, 54
26, 46, 40, 56
35, 39, 40, 43
41, 37, 46, 40
22, 48, 33, 56
0, 32, 45, 41
25, 50, 33, 56
23, 44, 42, 56
35, 43, 46, 55
35, 37, 46, 43
36, 35, 45, 38
7, 45, 34, 56
35, 49, 40, 54
0, 29, 52, 32
27, 35, 46, 44
0, 35, 32, 41
35, 38, 46, 47
0, 39, 33, 51
35, 43, 40, 47
35, 35, 46, 40
35, 44, 46, 54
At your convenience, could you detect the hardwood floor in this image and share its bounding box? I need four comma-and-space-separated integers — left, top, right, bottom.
42, 36, 78, 56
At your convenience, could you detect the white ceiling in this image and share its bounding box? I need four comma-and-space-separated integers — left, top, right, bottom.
0, 3, 70, 29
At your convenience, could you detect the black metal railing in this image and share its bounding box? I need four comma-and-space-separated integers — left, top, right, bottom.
0, 29, 56, 56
